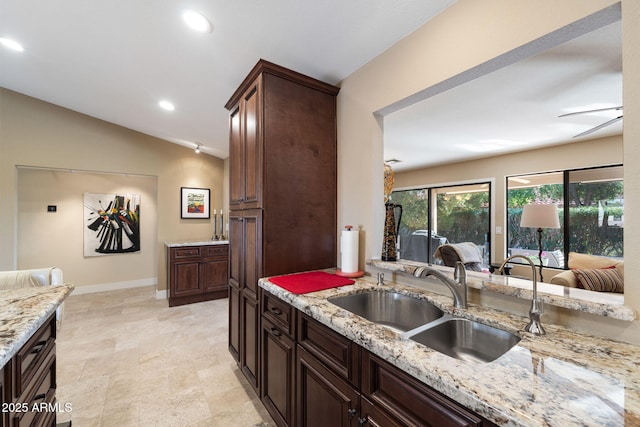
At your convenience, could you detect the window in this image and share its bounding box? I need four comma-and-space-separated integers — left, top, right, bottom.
391, 182, 491, 265
507, 165, 623, 269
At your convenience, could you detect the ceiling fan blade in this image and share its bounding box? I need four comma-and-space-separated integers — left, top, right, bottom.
559, 106, 623, 118
573, 115, 623, 138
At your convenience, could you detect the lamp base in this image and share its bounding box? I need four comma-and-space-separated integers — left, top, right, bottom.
537, 227, 544, 282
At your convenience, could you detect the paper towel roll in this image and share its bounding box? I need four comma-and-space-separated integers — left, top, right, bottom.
340, 227, 359, 274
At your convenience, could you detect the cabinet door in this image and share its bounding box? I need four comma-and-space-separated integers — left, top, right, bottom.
229, 210, 262, 298
172, 261, 202, 297
261, 318, 295, 427
229, 81, 262, 210
297, 346, 359, 427
229, 104, 244, 208
229, 211, 243, 289
242, 81, 262, 209
228, 285, 240, 362
241, 293, 260, 392
242, 209, 262, 299
202, 259, 228, 293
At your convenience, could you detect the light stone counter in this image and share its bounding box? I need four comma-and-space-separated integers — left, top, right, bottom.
0, 284, 74, 368
368, 259, 635, 321
165, 240, 229, 247
260, 274, 640, 427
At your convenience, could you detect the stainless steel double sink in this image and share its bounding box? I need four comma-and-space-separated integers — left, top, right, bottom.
328, 290, 520, 363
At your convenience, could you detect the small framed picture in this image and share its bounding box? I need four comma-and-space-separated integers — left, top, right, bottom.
181, 187, 210, 219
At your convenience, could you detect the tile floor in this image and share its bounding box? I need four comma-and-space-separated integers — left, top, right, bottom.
55, 286, 275, 426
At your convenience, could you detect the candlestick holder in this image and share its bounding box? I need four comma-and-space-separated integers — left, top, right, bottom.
212, 212, 220, 240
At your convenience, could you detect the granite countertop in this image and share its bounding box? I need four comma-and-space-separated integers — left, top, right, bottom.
164, 240, 229, 247
260, 274, 640, 427
0, 284, 74, 368
369, 259, 636, 321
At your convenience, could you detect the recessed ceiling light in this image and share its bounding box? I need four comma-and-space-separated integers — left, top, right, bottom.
182, 9, 212, 33
0, 37, 25, 52
158, 100, 175, 111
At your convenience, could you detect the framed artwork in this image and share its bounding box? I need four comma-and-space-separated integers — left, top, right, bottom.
84, 193, 141, 257
181, 187, 210, 219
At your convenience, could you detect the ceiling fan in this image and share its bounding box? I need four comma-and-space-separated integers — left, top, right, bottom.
559, 106, 623, 138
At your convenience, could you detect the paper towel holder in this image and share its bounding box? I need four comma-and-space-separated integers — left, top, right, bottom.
336, 225, 364, 278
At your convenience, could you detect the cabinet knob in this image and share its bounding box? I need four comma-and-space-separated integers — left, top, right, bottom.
358, 417, 368, 425
347, 409, 357, 418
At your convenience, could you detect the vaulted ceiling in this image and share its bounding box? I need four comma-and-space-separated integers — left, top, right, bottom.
1, 2, 621, 171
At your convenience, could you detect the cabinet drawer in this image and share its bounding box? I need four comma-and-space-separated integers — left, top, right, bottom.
297, 314, 360, 387
362, 351, 483, 427
204, 245, 228, 259
13, 349, 56, 427
13, 315, 55, 398
172, 246, 202, 259
262, 291, 294, 337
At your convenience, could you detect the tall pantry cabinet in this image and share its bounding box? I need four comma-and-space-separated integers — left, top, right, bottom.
225, 59, 339, 393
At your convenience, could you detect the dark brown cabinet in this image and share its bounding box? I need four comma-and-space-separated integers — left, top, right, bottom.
4, 314, 57, 427
297, 346, 360, 427
226, 59, 339, 394
229, 80, 261, 210
166, 244, 229, 307
362, 351, 491, 427
261, 291, 296, 426
228, 210, 262, 390
258, 290, 500, 427
1, 364, 5, 427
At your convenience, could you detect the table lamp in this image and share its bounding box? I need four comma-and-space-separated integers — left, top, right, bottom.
520, 204, 560, 282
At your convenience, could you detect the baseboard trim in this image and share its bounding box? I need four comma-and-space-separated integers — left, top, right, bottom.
70, 278, 158, 295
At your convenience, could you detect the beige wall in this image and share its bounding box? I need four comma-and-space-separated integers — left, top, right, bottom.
17, 168, 158, 287
337, 0, 640, 343
1, 88, 226, 292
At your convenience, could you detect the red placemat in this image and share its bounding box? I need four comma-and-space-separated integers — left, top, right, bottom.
269, 271, 355, 294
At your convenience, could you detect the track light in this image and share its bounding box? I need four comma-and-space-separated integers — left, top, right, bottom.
195, 144, 201, 154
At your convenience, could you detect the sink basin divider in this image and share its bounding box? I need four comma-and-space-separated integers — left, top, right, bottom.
401, 314, 454, 340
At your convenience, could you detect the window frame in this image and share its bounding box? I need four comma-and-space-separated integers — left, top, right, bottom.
506, 164, 623, 270
392, 180, 492, 265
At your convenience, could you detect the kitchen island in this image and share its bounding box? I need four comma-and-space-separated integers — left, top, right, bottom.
259, 274, 639, 426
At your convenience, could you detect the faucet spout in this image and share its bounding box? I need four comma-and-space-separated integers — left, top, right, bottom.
413, 262, 467, 309
499, 255, 546, 335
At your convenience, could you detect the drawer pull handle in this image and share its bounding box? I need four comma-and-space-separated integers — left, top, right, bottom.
269, 307, 282, 315
30, 340, 47, 355
270, 328, 282, 337
34, 393, 47, 401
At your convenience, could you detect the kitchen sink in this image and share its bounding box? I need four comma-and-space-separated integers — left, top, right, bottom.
409, 318, 521, 363
329, 291, 444, 332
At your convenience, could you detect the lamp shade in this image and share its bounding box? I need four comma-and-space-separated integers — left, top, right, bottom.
520, 204, 560, 229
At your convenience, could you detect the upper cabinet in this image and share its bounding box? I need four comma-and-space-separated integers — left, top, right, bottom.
225, 59, 340, 277
229, 80, 262, 209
